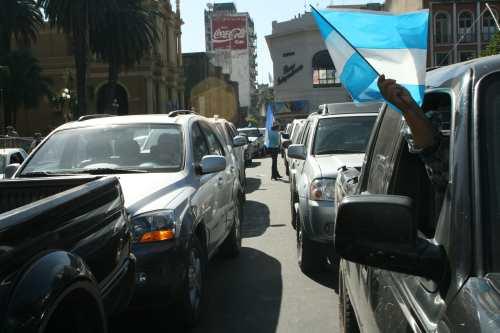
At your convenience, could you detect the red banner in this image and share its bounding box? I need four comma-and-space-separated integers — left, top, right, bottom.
212, 16, 248, 50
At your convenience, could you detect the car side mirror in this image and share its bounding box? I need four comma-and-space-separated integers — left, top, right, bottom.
199, 155, 226, 175
281, 133, 290, 140
4, 164, 20, 179
335, 195, 447, 283
287, 144, 306, 160
233, 135, 247, 147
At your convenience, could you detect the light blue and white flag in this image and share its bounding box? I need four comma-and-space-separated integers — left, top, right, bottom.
312, 7, 429, 106
264, 104, 274, 148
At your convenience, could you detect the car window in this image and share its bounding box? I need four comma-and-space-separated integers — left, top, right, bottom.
299, 121, 311, 145
313, 116, 377, 155
365, 106, 403, 194
304, 120, 315, 151
191, 122, 210, 164
200, 122, 225, 156
478, 72, 500, 272
214, 123, 229, 145
21, 124, 184, 174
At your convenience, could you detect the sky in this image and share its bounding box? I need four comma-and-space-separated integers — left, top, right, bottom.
180, 0, 376, 85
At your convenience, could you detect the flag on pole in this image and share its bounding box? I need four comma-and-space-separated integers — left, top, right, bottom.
311, 7, 429, 106
264, 104, 274, 148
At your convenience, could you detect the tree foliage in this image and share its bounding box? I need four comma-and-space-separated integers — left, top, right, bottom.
0, 0, 43, 57
481, 31, 500, 57
91, 0, 161, 111
0, 50, 52, 126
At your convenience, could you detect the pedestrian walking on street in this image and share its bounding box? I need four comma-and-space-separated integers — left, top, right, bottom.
268, 123, 282, 180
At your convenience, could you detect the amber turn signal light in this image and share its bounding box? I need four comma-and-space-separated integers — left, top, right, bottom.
139, 230, 175, 243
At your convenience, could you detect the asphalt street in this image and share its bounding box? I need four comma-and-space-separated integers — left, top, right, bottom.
111, 157, 339, 333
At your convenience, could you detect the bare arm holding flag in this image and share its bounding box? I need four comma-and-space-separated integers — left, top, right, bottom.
377, 75, 449, 193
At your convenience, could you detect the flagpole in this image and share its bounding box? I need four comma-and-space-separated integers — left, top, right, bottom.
310, 5, 381, 76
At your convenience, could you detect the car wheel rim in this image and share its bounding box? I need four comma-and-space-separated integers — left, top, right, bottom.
188, 248, 202, 310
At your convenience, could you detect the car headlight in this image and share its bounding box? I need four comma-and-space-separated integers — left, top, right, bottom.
131, 210, 176, 243
309, 178, 336, 201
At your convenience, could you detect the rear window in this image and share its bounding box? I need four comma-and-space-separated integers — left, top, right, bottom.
313, 116, 376, 155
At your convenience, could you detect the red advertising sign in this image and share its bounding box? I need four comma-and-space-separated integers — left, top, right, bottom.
212, 15, 248, 50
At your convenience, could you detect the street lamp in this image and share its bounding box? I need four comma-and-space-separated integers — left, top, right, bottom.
59, 88, 72, 122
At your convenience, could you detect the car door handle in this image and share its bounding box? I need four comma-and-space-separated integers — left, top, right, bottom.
230, 166, 236, 173
217, 177, 224, 186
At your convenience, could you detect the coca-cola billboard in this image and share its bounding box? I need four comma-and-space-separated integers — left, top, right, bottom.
212, 16, 248, 50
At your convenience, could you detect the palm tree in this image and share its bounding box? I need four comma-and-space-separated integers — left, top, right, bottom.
37, 0, 118, 118
92, 0, 160, 112
0, 0, 43, 58
0, 50, 52, 126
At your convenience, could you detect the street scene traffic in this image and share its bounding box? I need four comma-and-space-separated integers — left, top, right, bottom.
1, 0, 500, 332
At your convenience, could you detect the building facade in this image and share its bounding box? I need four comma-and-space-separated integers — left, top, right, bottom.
385, 0, 500, 67
15, 0, 184, 135
183, 52, 241, 125
204, 2, 257, 116
265, 12, 351, 123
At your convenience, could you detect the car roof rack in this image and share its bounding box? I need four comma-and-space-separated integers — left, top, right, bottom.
168, 110, 199, 117
78, 114, 115, 121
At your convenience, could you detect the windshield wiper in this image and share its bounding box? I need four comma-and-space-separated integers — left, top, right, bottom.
20, 171, 78, 178
315, 149, 364, 155
71, 168, 148, 175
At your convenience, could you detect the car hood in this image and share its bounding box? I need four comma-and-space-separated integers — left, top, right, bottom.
313, 154, 364, 178
116, 172, 188, 217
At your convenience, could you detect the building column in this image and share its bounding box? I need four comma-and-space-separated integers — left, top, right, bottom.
168, 21, 176, 66
453, 2, 457, 63
146, 77, 154, 114
160, 82, 167, 113
429, 2, 434, 67
476, 1, 482, 56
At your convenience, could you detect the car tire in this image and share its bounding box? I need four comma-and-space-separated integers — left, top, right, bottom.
179, 235, 206, 328
339, 271, 360, 333
290, 191, 297, 229
296, 214, 322, 273
220, 206, 242, 258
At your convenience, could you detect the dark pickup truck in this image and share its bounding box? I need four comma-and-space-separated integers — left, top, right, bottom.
334, 55, 500, 332
0, 176, 135, 333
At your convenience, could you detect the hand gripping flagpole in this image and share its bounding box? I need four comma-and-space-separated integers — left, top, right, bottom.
310, 5, 381, 76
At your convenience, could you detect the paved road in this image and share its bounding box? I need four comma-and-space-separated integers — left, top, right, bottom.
111, 157, 339, 333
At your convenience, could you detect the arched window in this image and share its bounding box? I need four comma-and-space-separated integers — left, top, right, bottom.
458, 11, 475, 43
483, 9, 499, 42
312, 50, 337, 88
435, 12, 451, 44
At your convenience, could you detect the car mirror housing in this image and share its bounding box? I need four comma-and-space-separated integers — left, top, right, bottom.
4, 164, 21, 179
200, 155, 226, 175
281, 133, 290, 140
335, 194, 447, 283
233, 135, 247, 147
287, 144, 306, 160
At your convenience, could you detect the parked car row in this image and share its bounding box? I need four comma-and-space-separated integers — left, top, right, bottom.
0, 111, 248, 331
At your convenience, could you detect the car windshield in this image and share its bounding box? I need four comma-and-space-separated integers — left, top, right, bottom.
313, 116, 376, 155
0, 155, 6, 174
238, 129, 260, 137
20, 124, 183, 175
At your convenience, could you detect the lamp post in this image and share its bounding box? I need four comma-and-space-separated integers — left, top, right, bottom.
60, 88, 72, 122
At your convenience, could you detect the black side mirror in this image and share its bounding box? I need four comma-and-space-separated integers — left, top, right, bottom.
335, 194, 447, 283
4, 164, 21, 179
281, 133, 290, 140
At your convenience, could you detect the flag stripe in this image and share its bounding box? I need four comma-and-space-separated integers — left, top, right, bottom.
319, 10, 429, 50
324, 28, 355, 75
359, 48, 427, 85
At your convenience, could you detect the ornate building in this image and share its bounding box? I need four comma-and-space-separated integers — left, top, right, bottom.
385, 0, 500, 67
16, 0, 184, 135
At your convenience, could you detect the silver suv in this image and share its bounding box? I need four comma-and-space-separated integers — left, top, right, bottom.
12, 111, 245, 326
287, 103, 381, 273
